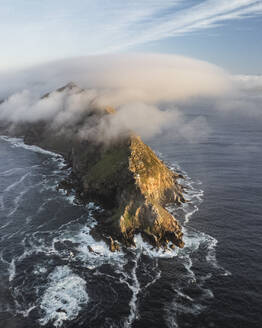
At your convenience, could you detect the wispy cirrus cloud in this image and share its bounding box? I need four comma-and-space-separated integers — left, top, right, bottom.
0, 0, 261, 69
105, 0, 262, 50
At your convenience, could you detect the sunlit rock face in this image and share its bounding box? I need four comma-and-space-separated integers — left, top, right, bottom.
71, 134, 185, 249
1, 83, 186, 250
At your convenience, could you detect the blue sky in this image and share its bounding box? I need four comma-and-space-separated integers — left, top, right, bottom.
1, 0, 262, 73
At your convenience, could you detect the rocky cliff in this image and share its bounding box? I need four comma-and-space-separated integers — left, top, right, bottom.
1, 83, 186, 250
68, 134, 185, 250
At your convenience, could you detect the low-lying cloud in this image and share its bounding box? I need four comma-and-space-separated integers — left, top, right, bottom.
0, 53, 255, 143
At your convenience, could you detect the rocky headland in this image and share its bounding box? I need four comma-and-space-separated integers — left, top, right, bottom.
0, 83, 186, 251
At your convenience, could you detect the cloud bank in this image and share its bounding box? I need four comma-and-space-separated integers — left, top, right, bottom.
0, 54, 231, 101
2, 54, 261, 143
0, 54, 232, 142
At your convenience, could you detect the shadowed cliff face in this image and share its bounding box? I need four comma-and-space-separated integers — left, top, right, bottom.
1, 83, 186, 250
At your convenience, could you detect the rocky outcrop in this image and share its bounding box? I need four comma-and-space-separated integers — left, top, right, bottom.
72, 134, 185, 249
1, 83, 186, 250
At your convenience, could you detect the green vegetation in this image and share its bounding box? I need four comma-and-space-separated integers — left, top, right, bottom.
86, 145, 129, 185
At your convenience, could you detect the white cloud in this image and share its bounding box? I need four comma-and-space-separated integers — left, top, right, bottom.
0, 54, 231, 101
112, 0, 262, 49
0, 54, 261, 144
0, 53, 232, 143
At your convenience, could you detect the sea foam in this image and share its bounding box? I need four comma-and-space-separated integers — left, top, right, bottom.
39, 266, 89, 327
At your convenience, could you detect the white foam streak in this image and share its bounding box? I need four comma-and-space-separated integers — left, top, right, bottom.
7, 181, 42, 217
184, 204, 199, 225
123, 253, 141, 327
205, 236, 231, 276
0, 195, 4, 211
0, 167, 24, 177
21, 305, 37, 318
0, 136, 61, 158
4, 172, 30, 192
8, 258, 16, 282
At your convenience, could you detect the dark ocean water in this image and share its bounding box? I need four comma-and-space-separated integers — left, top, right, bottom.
0, 110, 261, 328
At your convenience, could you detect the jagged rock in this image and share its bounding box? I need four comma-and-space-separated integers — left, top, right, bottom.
109, 237, 120, 252
88, 245, 95, 253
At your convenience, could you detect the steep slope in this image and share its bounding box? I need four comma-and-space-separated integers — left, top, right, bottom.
68, 134, 185, 249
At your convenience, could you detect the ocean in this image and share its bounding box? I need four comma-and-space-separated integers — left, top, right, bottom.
0, 108, 261, 328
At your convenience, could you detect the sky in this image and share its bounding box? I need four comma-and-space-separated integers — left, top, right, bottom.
0, 0, 262, 74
